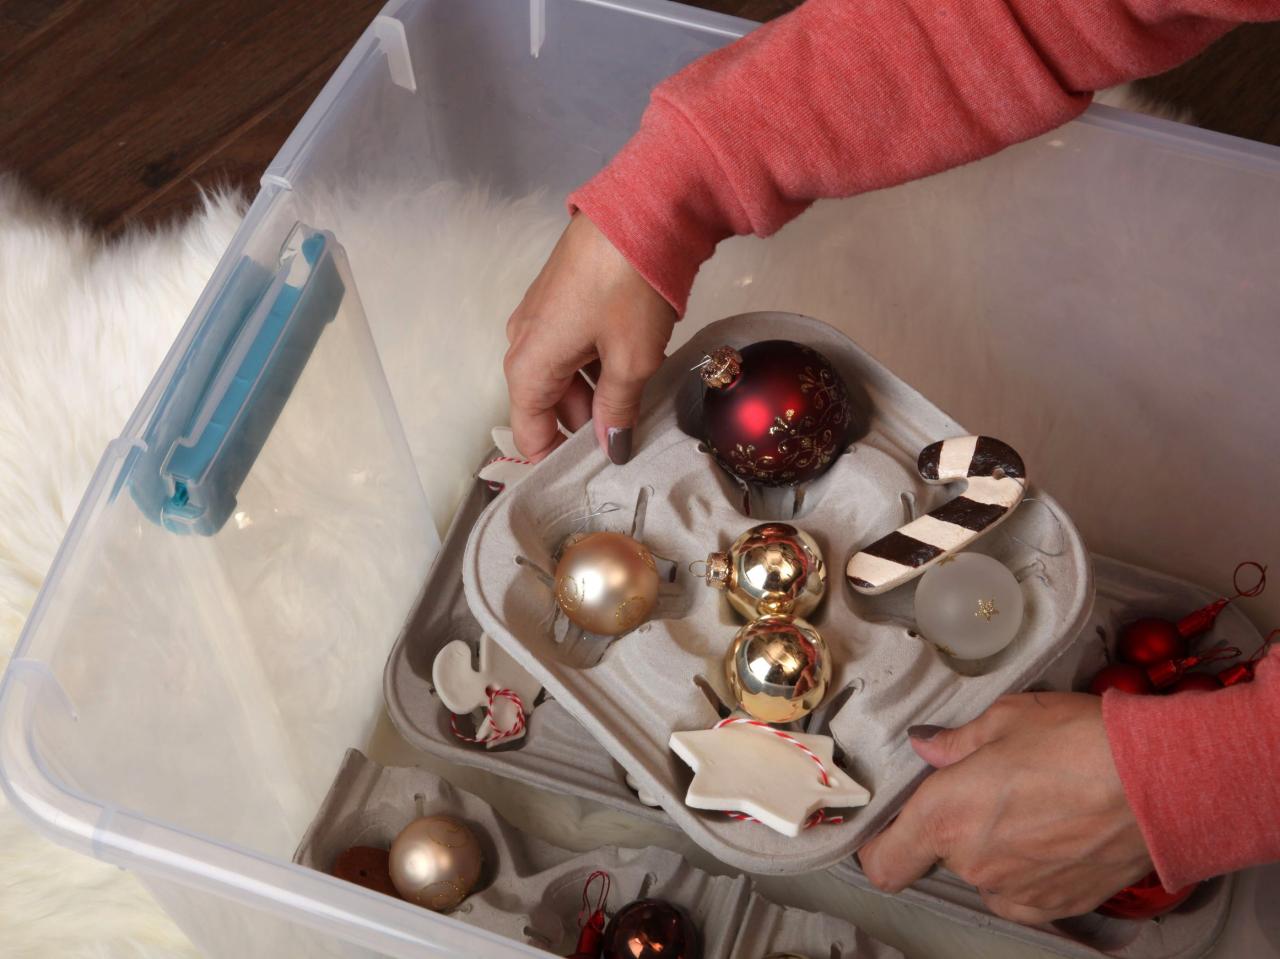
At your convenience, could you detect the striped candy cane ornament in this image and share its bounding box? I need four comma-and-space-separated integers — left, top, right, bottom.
846, 435, 1026, 595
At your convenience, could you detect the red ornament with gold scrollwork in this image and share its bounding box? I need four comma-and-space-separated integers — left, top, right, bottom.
698, 340, 854, 487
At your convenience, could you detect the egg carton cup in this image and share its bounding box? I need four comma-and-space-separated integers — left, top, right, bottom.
294, 749, 904, 959
385, 462, 668, 822
829, 554, 1247, 959
462, 312, 1094, 874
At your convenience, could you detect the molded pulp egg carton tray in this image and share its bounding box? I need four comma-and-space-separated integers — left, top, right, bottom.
388, 504, 1242, 959
294, 749, 903, 959
461, 312, 1094, 875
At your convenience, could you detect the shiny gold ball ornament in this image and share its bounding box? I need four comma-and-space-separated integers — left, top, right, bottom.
388, 815, 484, 911
554, 531, 661, 636
724, 615, 832, 724
705, 522, 826, 619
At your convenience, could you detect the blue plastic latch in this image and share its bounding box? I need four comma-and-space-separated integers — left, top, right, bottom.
128, 225, 344, 536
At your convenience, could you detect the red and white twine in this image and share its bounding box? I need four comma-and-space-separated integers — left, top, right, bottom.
483, 454, 533, 492
450, 686, 527, 745
713, 717, 846, 829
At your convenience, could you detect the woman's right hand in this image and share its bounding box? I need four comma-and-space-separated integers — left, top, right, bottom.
504, 213, 676, 465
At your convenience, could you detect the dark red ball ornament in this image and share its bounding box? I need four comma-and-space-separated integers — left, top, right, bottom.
699, 341, 854, 487
1096, 872, 1197, 920
1117, 618, 1186, 667
601, 899, 701, 959
1088, 664, 1154, 696
331, 846, 401, 900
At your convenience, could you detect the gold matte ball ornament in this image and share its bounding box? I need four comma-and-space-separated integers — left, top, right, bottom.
705, 522, 826, 619
554, 531, 661, 636
388, 815, 484, 911
724, 615, 832, 724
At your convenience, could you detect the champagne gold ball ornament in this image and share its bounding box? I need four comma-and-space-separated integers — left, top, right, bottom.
725, 616, 832, 724
913, 553, 1024, 660
554, 531, 661, 636
705, 522, 826, 619
388, 815, 483, 911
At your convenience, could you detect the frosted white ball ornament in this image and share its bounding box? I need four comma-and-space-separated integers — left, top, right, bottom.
913, 553, 1024, 660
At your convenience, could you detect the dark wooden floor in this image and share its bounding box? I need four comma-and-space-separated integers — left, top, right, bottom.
2, 1, 1278, 232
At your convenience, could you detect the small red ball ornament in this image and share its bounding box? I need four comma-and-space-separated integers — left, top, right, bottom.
1166, 672, 1222, 693
699, 341, 854, 487
1116, 618, 1186, 667
1097, 872, 1197, 920
1115, 564, 1266, 669
1089, 664, 1154, 696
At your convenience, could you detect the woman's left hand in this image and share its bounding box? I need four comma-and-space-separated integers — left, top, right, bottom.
858, 692, 1152, 923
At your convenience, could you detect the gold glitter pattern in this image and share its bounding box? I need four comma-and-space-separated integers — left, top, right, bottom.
975, 598, 999, 622
615, 595, 647, 629
710, 350, 852, 484
555, 575, 582, 612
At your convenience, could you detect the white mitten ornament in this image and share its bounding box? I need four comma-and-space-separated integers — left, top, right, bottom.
432, 633, 542, 747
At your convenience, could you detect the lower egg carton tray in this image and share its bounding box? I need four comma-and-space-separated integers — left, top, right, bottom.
294, 749, 904, 959
385, 459, 1247, 959
461, 313, 1095, 874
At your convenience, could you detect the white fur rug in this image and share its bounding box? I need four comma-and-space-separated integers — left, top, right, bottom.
0, 176, 237, 958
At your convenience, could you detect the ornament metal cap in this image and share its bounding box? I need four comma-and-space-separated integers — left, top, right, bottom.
704, 551, 731, 589
697, 346, 742, 389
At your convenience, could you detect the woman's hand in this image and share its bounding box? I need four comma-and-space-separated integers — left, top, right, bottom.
504, 214, 676, 464
858, 692, 1152, 924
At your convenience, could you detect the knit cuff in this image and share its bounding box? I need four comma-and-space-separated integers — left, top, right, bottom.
1103, 650, 1280, 891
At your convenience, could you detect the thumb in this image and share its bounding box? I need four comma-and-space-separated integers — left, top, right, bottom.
908, 696, 1020, 768
592, 350, 659, 465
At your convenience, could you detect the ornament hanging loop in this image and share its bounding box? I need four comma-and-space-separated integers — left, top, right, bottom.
1251, 628, 1280, 663
560, 502, 623, 545
1200, 642, 1243, 666
569, 870, 612, 959
1001, 498, 1069, 558
1148, 642, 1242, 689
579, 870, 611, 926
1232, 561, 1267, 600
1177, 560, 1267, 640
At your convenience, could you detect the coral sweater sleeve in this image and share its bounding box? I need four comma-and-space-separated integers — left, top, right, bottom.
568, 0, 1280, 316
1104, 648, 1280, 890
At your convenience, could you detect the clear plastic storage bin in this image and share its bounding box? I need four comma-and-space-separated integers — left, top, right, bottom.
3, 0, 1279, 957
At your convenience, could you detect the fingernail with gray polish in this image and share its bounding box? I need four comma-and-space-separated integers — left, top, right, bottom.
907, 724, 946, 741
607, 427, 632, 465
